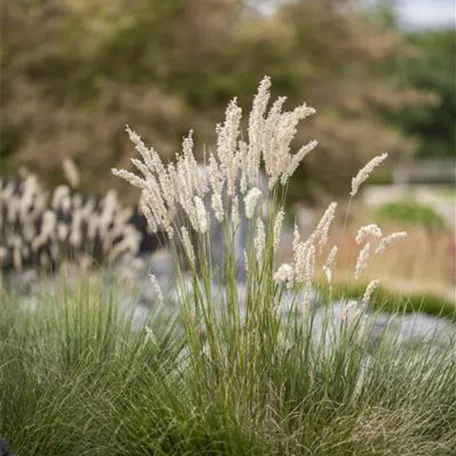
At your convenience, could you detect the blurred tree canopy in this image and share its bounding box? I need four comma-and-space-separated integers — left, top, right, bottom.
1, 0, 443, 201
390, 29, 455, 159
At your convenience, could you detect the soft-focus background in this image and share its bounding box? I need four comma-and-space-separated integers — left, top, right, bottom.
1, 0, 455, 300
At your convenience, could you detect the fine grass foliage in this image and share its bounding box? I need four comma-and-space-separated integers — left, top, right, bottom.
1, 281, 455, 455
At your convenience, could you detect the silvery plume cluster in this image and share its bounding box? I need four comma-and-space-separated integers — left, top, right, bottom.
0, 173, 156, 274
112, 76, 407, 314
112, 77, 316, 239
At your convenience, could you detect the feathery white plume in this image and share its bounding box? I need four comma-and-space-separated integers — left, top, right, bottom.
316, 202, 337, 251
244, 187, 262, 219
354, 242, 371, 279
149, 274, 164, 307
273, 263, 294, 285
375, 232, 408, 255
350, 153, 388, 197
323, 245, 338, 284
181, 226, 195, 265
273, 208, 285, 253
254, 219, 265, 264
193, 196, 208, 234
361, 279, 380, 309
356, 224, 382, 245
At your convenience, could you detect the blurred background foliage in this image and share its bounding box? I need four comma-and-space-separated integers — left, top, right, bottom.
374, 200, 449, 231
1, 0, 454, 201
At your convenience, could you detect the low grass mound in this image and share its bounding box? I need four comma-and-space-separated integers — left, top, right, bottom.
1, 282, 455, 456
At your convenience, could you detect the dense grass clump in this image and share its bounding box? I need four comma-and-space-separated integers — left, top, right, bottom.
1, 282, 455, 455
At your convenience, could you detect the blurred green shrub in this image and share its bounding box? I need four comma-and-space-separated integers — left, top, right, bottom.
374, 200, 448, 231
393, 30, 456, 160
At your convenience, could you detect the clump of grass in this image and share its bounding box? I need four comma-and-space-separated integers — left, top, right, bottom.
2, 77, 455, 455
1, 282, 455, 455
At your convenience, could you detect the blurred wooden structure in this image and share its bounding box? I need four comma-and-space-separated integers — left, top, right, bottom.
393, 159, 456, 185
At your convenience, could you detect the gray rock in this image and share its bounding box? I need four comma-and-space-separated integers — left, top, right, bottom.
0, 439, 15, 456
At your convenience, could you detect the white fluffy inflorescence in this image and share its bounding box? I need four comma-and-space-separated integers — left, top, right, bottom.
350, 153, 388, 197
352, 229, 408, 279
354, 242, 372, 280
315, 202, 337, 251
180, 226, 195, 265
273, 208, 285, 253
244, 187, 262, 219
273, 263, 294, 286
149, 273, 164, 307
323, 245, 338, 284
254, 219, 266, 265
112, 77, 318, 243
361, 279, 380, 309
273, 201, 338, 297
355, 224, 382, 245
375, 232, 408, 255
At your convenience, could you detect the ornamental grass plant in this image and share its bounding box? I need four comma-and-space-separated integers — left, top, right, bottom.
1, 282, 455, 455
1, 78, 455, 455
110, 75, 411, 372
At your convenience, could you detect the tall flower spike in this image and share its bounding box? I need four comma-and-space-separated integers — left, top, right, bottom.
248, 76, 272, 186
262, 96, 287, 187
316, 202, 337, 251
254, 219, 265, 265
302, 243, 316, 308
273, 263, 294, 285
180, 226, 195, 265
273, 208, 285, 253
292, 223, 301, 255
244, 187, 262, 219
280, 139, 318, 186
231, 195, 239, 231
208, 153, 225, 196
181, 131, 199, 196
323, 245, 338, 284
149, 274, 164, 307
350, 153, 388, 197
356, 224, 382, 245
193, 196, 208, 234
216, 98, 242, 196
354, 242, 371, 280
111, 168, 147, 190
126, 125, 163, 174
211, 193, 224, 222
375, 232, 408, 255
362, 279, 380, 309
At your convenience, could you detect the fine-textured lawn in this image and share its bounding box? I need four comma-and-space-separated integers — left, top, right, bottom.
1, 280, 455, 456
